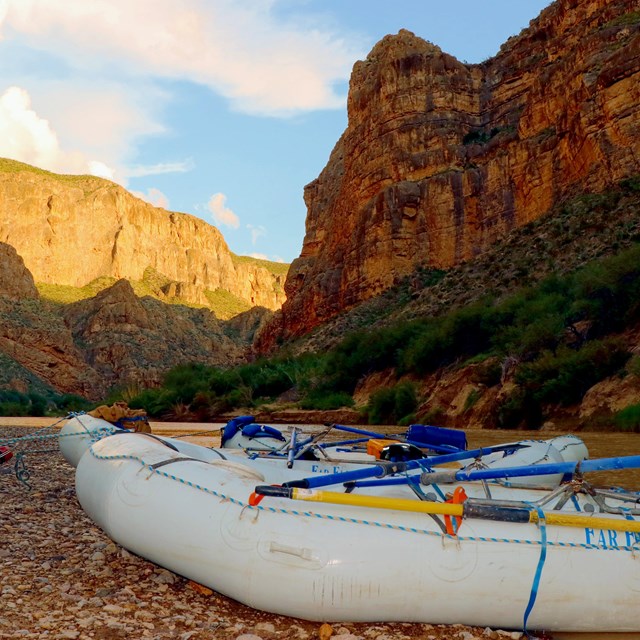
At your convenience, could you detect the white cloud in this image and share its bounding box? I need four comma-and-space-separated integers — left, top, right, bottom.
0, 82, 188, 185
132, 187, 170, 209
0, 86, 61, 169
22, 79, 169, 184
88, 161, 115, 180
0, 85, 103, 175
0, 0, 363, 116
247, 223, 267, 245
126, 160, 194, 178
208, 192, 240, 229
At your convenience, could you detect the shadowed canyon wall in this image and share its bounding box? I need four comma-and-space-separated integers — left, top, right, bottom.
0, 242, 248, 398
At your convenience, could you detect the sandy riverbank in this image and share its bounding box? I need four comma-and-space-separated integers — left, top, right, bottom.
0, 423, 524, 640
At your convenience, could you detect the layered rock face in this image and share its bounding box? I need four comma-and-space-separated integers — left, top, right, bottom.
63, 280, 244, 391
0, 162, 285, 311
0, 242, 248, 398
0, 243, 38, 300
0, 243, 103, 396
273, 0, 640, 343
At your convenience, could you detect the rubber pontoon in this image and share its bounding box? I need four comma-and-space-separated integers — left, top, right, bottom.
69, 427, 640, 633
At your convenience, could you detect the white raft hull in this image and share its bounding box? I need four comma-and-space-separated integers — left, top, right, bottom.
76, 434, 640, 632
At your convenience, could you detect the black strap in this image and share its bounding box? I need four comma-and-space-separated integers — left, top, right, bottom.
150, 456, 204, 469
111, 430, 180, 452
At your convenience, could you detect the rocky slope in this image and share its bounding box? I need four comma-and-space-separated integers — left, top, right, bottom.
267, 0, 640, 346
0, 244, 102, 397
0, 243, 250, 399
0, 159, 286, 312
255, 180, 640, 431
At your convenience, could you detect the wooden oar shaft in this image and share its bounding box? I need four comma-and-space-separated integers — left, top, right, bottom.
291, 487, 463, 515
530, 511, 640, 533
287, 488, 640, 533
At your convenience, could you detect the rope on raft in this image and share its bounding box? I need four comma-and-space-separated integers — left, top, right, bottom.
0, 412, 104, 489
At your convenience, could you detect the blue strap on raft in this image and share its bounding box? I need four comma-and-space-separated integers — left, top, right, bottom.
242, 424, 287, 441
114, 415, 149, 430
522, 504, 548, 637
221, 415, 256, 445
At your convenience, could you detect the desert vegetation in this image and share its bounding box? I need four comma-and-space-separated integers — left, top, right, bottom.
111, 240, 640, 428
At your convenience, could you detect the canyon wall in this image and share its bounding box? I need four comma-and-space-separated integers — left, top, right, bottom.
269, 0, 640, 344
0, 161, 285, 311
0, 242, 247, 399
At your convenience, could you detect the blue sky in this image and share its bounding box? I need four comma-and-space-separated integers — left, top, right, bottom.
0, 1, 552, 263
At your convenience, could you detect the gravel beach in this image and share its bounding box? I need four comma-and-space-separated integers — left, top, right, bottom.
0, 424, 525, 640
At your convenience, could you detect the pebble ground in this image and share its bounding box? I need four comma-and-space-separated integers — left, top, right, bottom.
0, 425, 530, 640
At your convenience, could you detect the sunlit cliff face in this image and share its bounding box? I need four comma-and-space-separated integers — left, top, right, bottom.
264, 0, 640, 347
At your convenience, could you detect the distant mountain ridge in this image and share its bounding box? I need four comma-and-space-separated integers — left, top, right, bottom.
0, 158, 287, 316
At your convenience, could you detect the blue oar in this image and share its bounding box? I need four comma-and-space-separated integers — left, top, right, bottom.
283, 443, 528, 490
421, 454, 640, 485
286, 427, 298, 468
329, 424, 394, 439
317, 437, 370, 448
330, 424, 461, 454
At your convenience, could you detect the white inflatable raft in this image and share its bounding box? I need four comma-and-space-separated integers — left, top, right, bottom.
72, 430, 640, 633
59, 414, 588, 488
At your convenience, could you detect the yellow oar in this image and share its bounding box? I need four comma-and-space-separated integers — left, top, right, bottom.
253, 486, 640, 534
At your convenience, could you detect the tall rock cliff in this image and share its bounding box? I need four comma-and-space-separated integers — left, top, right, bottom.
269, 0, 640, 344
0, 160, 286, 311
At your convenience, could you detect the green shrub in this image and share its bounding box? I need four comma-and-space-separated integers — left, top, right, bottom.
323, 323, 424, 393
627, 356, 640, 377
128, 388, 175, 417
463, 389, 481, 412
614, 404, 640, 432
401, 302, 495, 375
237, 362, 294, 399
470, 359, 502, 387
570, 245, 640, 335
397, 413, 417, 427
491, 281, 574, 358
620, 175, 640, 193
516, 338, 630, 405
300, 392, 354, 411
163, 363, 211, 401
57, 394, 93, 413
421, 405, 445, 424
496, 387, 542, 430
367, 382, 417, 425
367, 388, 397, 425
